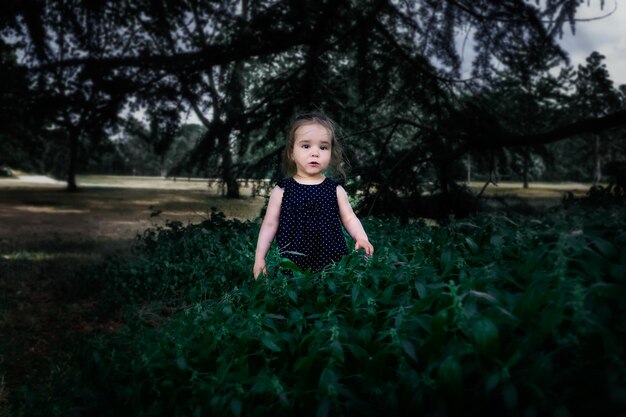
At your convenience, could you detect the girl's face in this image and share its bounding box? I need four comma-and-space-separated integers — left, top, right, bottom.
290, 122, 332, 180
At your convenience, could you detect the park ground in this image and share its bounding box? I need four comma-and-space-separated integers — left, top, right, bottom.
0, 175, 266, 408
0, 175, 593, 408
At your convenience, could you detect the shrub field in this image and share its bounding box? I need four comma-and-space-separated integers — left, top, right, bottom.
14, 207, 626, 417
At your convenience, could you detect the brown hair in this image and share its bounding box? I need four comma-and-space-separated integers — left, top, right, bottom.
281, 112, 348, 181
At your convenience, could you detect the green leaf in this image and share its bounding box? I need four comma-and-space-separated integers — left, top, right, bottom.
514, 278, 549, 321
318, 367, 338, 389
539, 305, 563, 334
590, 237, 617, 260
230, 399, 242, 417
464, 236, 479, 254
251, 373, 274, 394
345, 343, 369, 362
414, 282, 427, 298
330, 340, 345, 362
428, 309, 448, 352
401, 340, 418, 363
609, 264, 626, 282
351, 284, 360, 305
485, 372, 501, 392
589, 282, 626, 299
280, 258, 302, 272
412, 293, 437, 313
437, 356, 462, 389
490, 234, 504, 249
222, 303, 233, 316
176, 356, 189, 371
502, 383, 518, 409
411, 314, 432, 332
381, 283, 398, 303
468, 290, 499, 305
440, 246, 454, 276
471, 317, 500, 355
316, 398, 330, 417
261, 335, 282, 352
294, 355, 314, 372
266, 313, 286, 320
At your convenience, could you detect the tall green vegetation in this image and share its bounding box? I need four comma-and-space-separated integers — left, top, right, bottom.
15, 207, 626, 416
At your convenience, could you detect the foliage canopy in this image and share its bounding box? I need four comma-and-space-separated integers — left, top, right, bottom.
1, 0, 625, 212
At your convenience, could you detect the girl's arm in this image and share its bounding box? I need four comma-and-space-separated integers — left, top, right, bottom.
253, 186, 284, 278
337, 185, 374, 256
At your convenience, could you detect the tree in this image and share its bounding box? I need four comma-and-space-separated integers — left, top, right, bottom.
5, 0, 626, 213
117, 119, 204, 176
2, 1, 152, 190
572, 51, 623, 183
0, 38, 57, 173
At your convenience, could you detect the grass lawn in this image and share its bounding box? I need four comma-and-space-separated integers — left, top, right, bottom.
465, 180, 593, 197
0, 176, 266, 399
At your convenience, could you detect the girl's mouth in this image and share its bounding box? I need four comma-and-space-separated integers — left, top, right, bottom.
309, 162, 319, 166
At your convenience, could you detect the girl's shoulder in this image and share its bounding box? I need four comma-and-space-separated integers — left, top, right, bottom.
276, 177, 293, 189
324, 177, 344, 189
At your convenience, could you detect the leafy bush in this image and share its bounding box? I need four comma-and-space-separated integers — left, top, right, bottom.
22, 208, 626, 416
102, 211, 259, 304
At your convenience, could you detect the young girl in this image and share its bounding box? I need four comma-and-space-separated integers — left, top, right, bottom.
253, 112, 374, 278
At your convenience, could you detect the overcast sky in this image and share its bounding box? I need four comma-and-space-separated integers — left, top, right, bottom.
455, 1, 625, 87
556, 0, 626, 87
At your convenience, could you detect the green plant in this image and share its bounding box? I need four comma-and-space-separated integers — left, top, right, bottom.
102, 212, 260, 305
18, 207, 626, 416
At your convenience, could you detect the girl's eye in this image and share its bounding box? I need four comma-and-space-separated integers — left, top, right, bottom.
302, 144, 309, 149
321, 146, 329, 150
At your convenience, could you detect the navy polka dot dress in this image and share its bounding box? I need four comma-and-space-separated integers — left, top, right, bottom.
276, 177, 348, 272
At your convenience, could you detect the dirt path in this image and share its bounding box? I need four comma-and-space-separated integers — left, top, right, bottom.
0, 180, 264, 401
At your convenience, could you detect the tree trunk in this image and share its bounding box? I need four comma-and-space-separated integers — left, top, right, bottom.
593, 135, 602, 184
439, 160, 450, 196
220, 133, 239, 198
522, 148, 529, 189
160, 154, 167, 177
66, 129, 79, 192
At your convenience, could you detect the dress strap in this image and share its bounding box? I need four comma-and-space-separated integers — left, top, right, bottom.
276, 177, 292, 189
324, 177, 341, 189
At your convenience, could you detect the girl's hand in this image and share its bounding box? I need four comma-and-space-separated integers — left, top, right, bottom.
253, 261, 268, 279
355, 239, 374, 256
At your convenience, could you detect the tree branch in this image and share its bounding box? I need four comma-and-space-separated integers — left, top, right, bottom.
32, 25, 312, 72
475, 108, 626, 148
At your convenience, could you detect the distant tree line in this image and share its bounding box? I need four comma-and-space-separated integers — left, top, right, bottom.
1, 0, 625, 215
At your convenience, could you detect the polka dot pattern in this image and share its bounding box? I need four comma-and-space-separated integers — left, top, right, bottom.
276, 177, 348, 272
